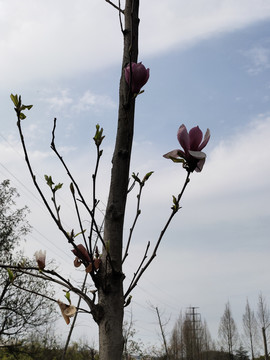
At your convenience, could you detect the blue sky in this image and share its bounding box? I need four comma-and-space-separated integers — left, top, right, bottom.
1, 0, 270, 354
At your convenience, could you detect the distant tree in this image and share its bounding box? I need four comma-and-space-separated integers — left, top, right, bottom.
170, 311, 185, 360
0, 180, 56, 348
169, 308, 213, 360
242, 299, 258, 360
218, 302, 239, 360
257, 293, 270, 360
0, 179, 29, 263
234, 344, 250, 360
122, 311, 144, 360
0, 335, 98, 360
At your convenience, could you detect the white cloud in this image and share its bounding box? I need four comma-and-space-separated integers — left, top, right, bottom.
74, 90, 117, 112
40, 88, 116, 114
140, 0, 270, 55
1, 0, 270, 88
42, 89, 74, 111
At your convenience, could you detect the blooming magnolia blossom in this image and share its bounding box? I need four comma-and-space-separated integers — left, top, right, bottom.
124, 62, 150, 93
34, 250, 46, 270
57, 300, 76, 325
163, 124, 210, 172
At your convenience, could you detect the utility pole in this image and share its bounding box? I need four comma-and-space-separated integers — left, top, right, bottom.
186, 307, 202, 360
155, 307, 170, 360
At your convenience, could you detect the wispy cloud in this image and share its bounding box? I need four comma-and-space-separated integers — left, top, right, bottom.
42, 89, 74, 111
40, 88, 116, 116
73, 90, 116, 113
243, 46, 270, 75
2, 0, 270, 88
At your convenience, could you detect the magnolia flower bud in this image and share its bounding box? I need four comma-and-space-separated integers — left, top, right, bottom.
34, 250, 46, 270
124, 62, 150, 93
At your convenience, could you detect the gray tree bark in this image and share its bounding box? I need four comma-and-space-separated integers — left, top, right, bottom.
97, 1, 139, 359
257, 293, 270, 360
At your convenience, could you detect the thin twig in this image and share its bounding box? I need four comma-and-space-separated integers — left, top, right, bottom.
105, 0, 124, 13
118, 0, 124, 33
16, 116, 83, 251
51, 119, 92, 217
88, 143, 102, 257
122, 182, 143, 263
124, 171, 191, 298
51, 119, 109, 261
125, 241, 150, 295
16, 118, 61, 233
62, 273, 88, 359
0, 263, 98, 314
70, 186, 89, 253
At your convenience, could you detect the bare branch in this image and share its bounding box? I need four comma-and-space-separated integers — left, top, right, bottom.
105, 0, 124, 13
51, 119, 93, 218
51, 119, 115, 270
125, 241, 150, 297
124, 171, 191, 298
62, 273, 88, 360
122, 179, 143, 263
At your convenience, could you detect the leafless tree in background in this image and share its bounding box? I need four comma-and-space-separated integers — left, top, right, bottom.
257, 292, 270, 360
242, 298, 258, 360
218, 302, 239, 360
169, 308, 212, 360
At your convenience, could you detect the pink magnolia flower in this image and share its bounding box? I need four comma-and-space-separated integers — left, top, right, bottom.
71, 244, 90, 263
163, 124, 210, 172
34, 250, 46, 270
124, 62, 150, 93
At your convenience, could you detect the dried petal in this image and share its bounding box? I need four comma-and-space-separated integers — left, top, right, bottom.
85, 263, 93, 273
57, 300, 76, 325
74, 257, 82, 268
72, 244, 90, 263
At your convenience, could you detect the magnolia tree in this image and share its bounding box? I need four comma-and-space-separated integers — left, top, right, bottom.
3, 1, 210, 359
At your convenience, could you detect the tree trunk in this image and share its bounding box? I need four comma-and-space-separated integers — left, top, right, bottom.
97, 1, 139, 359
262, 327, 269, 360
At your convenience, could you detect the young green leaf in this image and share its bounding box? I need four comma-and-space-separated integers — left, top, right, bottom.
7, 268, 14, 283
54, 183, 63, 192
10, 93, 19, 107
142, 171, 154, 184
19, 113, 26, 120
65, 291, 71, 304
45, 175, 54, 188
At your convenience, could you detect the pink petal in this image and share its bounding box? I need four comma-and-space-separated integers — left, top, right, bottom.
189, 126, 203, 151
188, 150, 206, 160
163, 149, 180, 159
177, 125, 190, 153
198, 128, 210, 151
163, 149, 187, 160
195, 158, 206, 172
124, 66, 130, 85
125, 62, 150, 93
132, 63, 150, 93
